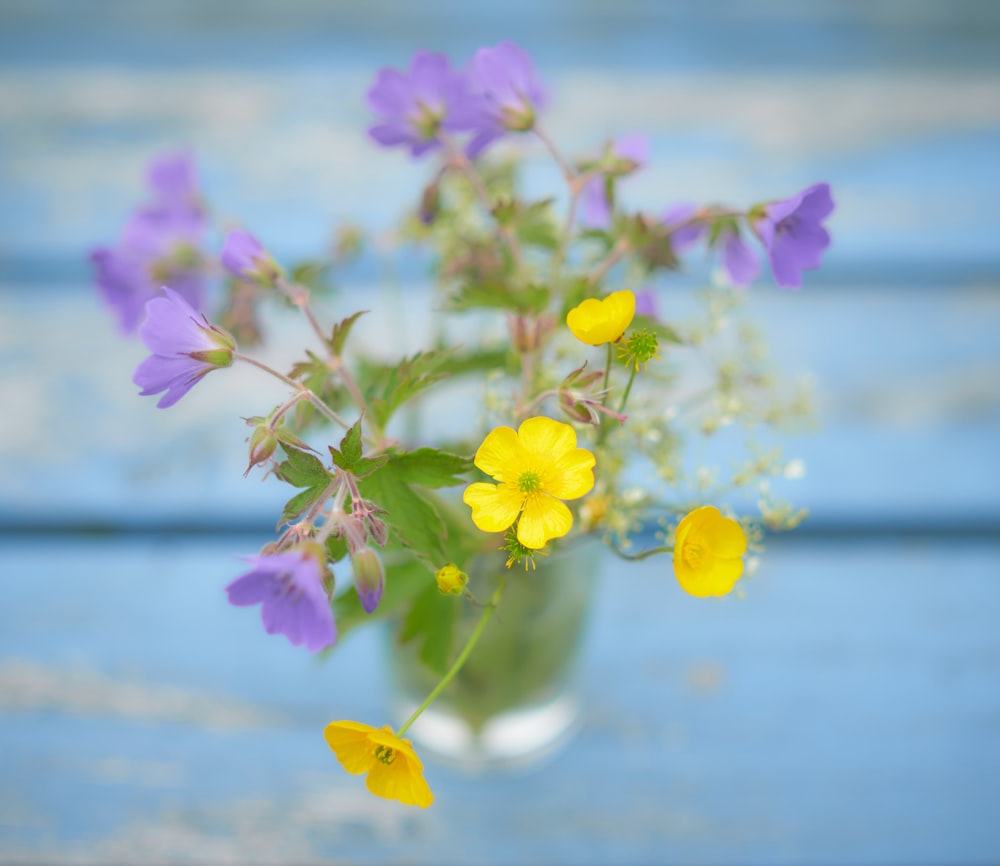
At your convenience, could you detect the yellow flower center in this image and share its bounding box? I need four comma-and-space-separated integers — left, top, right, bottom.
682, 542, 705, 570
517, 470, 542, 494
374, 745, 396, 765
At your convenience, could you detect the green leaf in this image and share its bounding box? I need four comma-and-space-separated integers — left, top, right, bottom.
329, 310, 368, 356
325, 534, 349, 564
514, 198, 559, 250
289, 260, 332, 292
448, 282, 550, 315
358, 467, 447, 564
331, 556, 431, 642
398, 581, 457, 675
281, 485, 327, 524
368, 350, 455, 429
388, 448, 472, 488
275, 445, 330, 488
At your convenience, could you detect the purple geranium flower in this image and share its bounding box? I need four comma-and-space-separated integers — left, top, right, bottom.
91, 151, 208, 332
753, 182, 834, 288
226, 550, 336, 652
367, 50, 479, 158
581, 134, 649, 228
221, 229, 280, 283
720, 229, 761, 288
662, 202, 707, 254
466, 40, 546, 155
133, 286, 235, 408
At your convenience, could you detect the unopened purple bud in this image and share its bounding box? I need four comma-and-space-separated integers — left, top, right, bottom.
221, 229, 280, 284
351, 548, 384, 614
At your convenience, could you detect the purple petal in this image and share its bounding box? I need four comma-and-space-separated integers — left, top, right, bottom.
138, 287, 213, 356
581, 176, 611, 228
225, 569, 276, 606
221, 229, 265, 279
723, 232, 761, 288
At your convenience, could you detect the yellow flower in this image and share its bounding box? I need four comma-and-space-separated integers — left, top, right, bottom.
435, 563, 468, 595
673, 506, 748, 598
323, 721, 434, 808
566, 289, 636, 346
463, 416, 596, 550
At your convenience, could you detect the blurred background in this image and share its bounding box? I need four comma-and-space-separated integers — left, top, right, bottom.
1, 1, 999, 863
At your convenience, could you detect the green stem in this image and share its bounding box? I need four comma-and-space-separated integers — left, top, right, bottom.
612, 543, 674, 562
234, 353, 350, 429
617, 366, 638, 415
396, 577, 507, 738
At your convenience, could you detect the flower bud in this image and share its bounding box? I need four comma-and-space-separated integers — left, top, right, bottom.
351, 547, 384, 614
221, 229, 281, 286
244, 422, 279, 477
435, 563, 468, 595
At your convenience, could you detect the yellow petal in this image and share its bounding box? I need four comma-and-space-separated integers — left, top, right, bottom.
566, 290, 636, 345
517, 416, 577, 461
366, 754, 434, 808
463, 482, 524, 533
674, 552, 745, 598
543, 446, 596, 500
517, 493, 573, 549
675, 506, 717, 552
324, 720, 377, 775
699, 512, 748, 558
473, 425, 527, 482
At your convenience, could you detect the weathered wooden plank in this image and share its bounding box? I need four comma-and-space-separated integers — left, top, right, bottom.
1, 535, 998, 863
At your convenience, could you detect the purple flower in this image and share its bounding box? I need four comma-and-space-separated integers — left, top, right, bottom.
226, 551, 336, 652
581, 134, 649, 229
720, 228, 761, 288
367, 51, 479, 158
465, 41, 547, 154
91, 151, 207, 332
753, 182, 834, 288
133, 286, 235, 408
146, 150, 200, 212
221, 229, 279, 283
662, 203, 707, 254
634, 288, 659, 319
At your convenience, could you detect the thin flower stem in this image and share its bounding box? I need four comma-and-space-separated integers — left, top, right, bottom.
276, 276, 328, 349
270, 390, 310, 426
602, 342, 613, 403
440, 135, 525, 271
588, 236, 630, 287
612, 544, 674, 562
396, 577, 508, 738
617, 365, 638, 415
235, 353, 350, 429
533, 124, 575, 183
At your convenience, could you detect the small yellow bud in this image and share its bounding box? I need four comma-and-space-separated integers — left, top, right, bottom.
435, 563, 468, 595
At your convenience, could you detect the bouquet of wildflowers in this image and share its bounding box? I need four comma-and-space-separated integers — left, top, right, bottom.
91, 41, 833, 808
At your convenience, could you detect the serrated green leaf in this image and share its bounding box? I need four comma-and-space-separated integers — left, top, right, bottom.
358, 467, 447, 564
281, 485, 327, 524
448, 282, 550, 314
368, 350, 455, 429
514, 198, 559, 250
399, 581, 457, 675
329, 309, 368, 355
388, 448, 472, 488
325, 534, 349, 564
329, 418, 364, 472
276, 445, 331, 488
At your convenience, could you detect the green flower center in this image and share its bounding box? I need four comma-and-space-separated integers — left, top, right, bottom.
374, 745, 396, 765
517, 471, 542, 494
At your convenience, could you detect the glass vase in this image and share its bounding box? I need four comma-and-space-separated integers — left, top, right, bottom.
385, 539, 598, 771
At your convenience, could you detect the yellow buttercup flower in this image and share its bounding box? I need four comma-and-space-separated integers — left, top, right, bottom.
566, 289, 636, 346
324, 720, 434, 808
673, 506, 748, 598
463, 416, 596, 550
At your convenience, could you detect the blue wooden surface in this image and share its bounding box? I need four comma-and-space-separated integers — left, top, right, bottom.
2, 536, 999, 864
2, 2, 1000, 863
